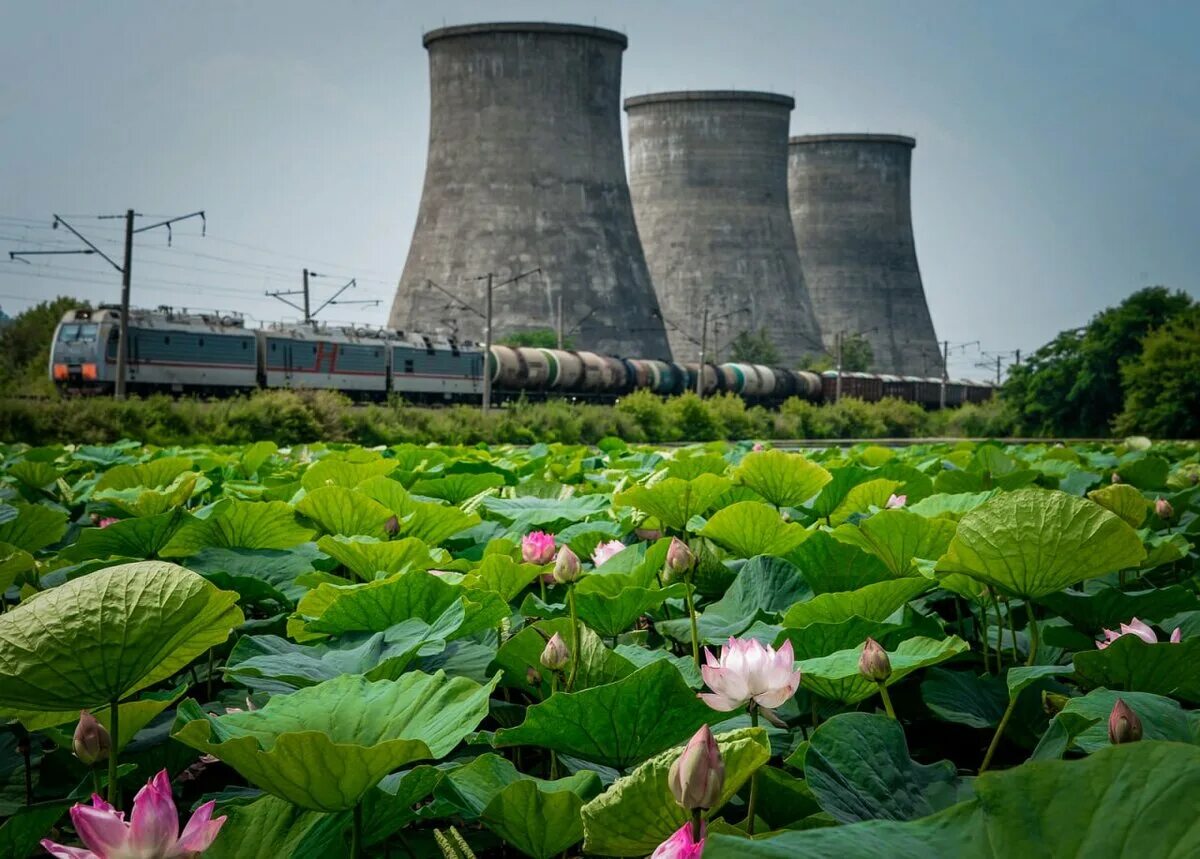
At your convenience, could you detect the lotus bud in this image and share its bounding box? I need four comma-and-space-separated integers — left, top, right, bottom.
522, 531, 557, 565
1111, 472, 1123, 484
665, 537, 696, 576
384, 514, 400, 537
858, 637, 892, 682
526, 666, 541, 687
885, 493, 907, 509
752, 442, 765, 452
1155, 497, 1174, 521
73, 710, 110, 766
539, 632, 570, 671
667, 724, 724, 811
635, 527, 663, 542
1108, 698, 1142, 745
1042, 691, 1070, 716
552, 546, 581, 584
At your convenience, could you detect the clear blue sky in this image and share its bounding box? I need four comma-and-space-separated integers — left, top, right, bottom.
1, 0, 1197, 377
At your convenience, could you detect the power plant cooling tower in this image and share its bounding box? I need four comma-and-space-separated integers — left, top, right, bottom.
624, 91, 825, 366
787, 134, 943, 376
390, 22, 671, 360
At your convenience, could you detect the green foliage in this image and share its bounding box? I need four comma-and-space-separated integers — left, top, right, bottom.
1116, 304, 1200, 437
499, 329, 572, 350
0, 296, 87, 397
728, 328, 781, 365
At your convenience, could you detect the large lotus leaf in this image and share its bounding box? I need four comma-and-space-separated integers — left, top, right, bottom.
428, 753, 598, 821
786, 530, 893, 594
831, 510, 957, 577
186, 545, 320, 605
659, 555, 811, 644
8, 460, 61, 492
907, 490, 1000, 521
1057, 689, 1200, 753
1116, 454, 1170, 490
828, 478, 904, 527
614, 645, 703, 689
301, 457, 397, 490
358, 476, 482, 545
698, 501, 811, 558
1, 684, 187, 750
494, 661, 719, 768
580, 728, 770, 857
799, 636, 970, 704
804, 712, 967, 823
463, 554, 543, 602
1073, 635, 1200, 702
662, 452, 728, 480
296, 486, 394, 538
172, 671, 498, 811
1037, 584, 1200, 634
493, 618, 636, 694
95, 456, 193, 491
59, 510, 184, 561
573, 574, 688, 639
482, 777, 598, 859
0, 503, 67, 553
781, 578, 932, 628
920, 668, 1007, 729
1086, 483, 1151, 528
809, 465, 874, 519
94, 472, 200, 517
731, 450, 831, 508
1140, 531, 1192, 570
0, 803, 70, 859
613, 474, 731, 533
161, 500, 315, 556
0, 541, 34, 592
477, 493, 610, 532
935, 488, 1146, 599
293, 571, 507, 642
317, 535, 445, 580
0, 561, 242, 711
412, 472, 506, 505
704, 742, 1200, 858
777, 617, 924, 661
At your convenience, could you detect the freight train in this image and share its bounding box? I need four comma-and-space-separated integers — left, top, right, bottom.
49, 306, 994, 407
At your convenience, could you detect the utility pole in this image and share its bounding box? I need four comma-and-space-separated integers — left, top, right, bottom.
268, 269, 375, 324
939, 339, 950, 410
696, 304, 709, 396
303, 269, 311, 322
1014, 348, 1020, 367
835, 331, 844, 403
556, 292, 564, 349
115, 209, 134, 399
483, 272, 494, 413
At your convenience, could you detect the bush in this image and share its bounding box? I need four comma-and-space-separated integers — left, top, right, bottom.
1116, 305, 1200, 438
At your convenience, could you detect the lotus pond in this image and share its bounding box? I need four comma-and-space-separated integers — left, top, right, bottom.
1, 437, 1198, 858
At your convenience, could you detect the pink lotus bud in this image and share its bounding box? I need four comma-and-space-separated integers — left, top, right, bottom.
1111, 472, 1123, 484
1155, 497, 1174, 520
885, 494, 907, 509
522, 531, 557, 565
1170, 627, 1182, 643
384, 515, 400, 537
858, 637, 892, 682
73, 710, 110, 766
1108, 698, 1142, 744
539, 632, 570, 671
552, 546, 581, 584
751, 442, 765, 452
668, 725, 724, 810
665, 537, 695, 575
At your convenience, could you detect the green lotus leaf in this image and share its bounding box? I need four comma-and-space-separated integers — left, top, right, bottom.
301, 456, 397, 490
799, 636, 970, 704
1056, 689, 1200, 753
580, 728, 770, 856
1, 684, 187, 750
920, 668, 1007, 729
172, 671, 498, 811
296, 485, 394, 538
698, 501, 811, 558
614, 645, 703, 688
906, 490, 1000, 520
357, 475, 481, 544
494, 661, 719, 768
1086, 483, 1151, 527
186, 545, 320, 605
412, 472, 507, 505
161, 500, 315, 556
477, 493, 610, 532
0, 503, 67, 553
8, 460, 60, 492
94, 456, 194, 491
574, 573, 687, 638
809, 465, 874, 519
786, 530, 893, 594
777, 617, 925, 661
1116, 454, 1170, 490
613, 474, 731, 533
59, 510, 184, 561
94, 471, 200, 517
0, 561, 242, 711
663, 452, 729, 480
462, 554, 542, 602
1140, 531, 1192, 570
805, 712, 968, 823
493, 618, 636, 693
1037, 584, 1200, 634
482, 776, 599, 859
318, 535, 445, 581
731, 449, 831, 508
827, 478, 905, 527
781, 578, 932, 628
0, 541, 35, 592
0, 803, 70, 859
831, 510, 957, 577
935, 488, 1146, 599
1073, 634, 1200, 702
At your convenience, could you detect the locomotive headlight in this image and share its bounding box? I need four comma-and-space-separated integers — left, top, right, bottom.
81, 363, 98, 380
53, 363, 68, 380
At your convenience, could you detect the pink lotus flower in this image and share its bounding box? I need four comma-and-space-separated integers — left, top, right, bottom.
42, 769, 225, 858
522, 531, 557, 566
650, 821, 706, 859
97, 517, 120, 529
751, 442, 765, 452
1096, 616, 1182, 649
699, 637, 801, 713
885, 494, 907, 509
590, 540, 625, 567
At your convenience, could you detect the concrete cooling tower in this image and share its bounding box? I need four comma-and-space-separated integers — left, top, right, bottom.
787, 134, 943, 376
625, 91, 825, 366
390, 22, 671, 360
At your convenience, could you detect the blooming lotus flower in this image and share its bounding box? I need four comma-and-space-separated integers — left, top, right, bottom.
1108, 698, 1143, 745
668, 725, 724, 810
591, 540, 625, 567
699, 637, 801, 713
539, 632, 570, 671
751, 442, 765, 452
522, 531, 557, 566
885, 494, 907, 509
1155, 497, 1174, 520
1096, 617, 1182, 649
650, 822, 705, 859
73, 711, 110, 767
552, 546, 581, 584
858, 637, 892, 682
42, 769, 226, 859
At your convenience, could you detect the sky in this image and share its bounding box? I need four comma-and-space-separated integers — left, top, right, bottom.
1, 0, 1197, 378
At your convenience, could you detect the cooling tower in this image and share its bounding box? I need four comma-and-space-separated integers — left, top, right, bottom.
390, 22, 671, 359
624, 91, 824, 366
787, 134, 943, 376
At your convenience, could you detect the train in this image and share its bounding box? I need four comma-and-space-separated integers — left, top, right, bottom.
49, 306, 995, 407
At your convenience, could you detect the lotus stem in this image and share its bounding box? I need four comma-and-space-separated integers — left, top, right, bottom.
92, 769, 103, 797
107, 698, 120, 808
1003, 596, 1019, 664
567, 586, 580, 691
980, 694, 1017, 774
691, 808, 704, 842
990, 590, 1004, 672
747, 705, 760, 835
351, 801, 363, 859
206, 648, 215, 700
684, 583, 701, 667
549, 674, 559, 779
979, 599, 991, 674
19, 731, 32, 806
1026, 612, 1040, 666
539, 576, 546, 602
877, 682, 897, 719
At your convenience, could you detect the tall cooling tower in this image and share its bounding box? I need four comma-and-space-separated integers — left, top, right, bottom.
787, 134, 943, 376
624, 91, 825, 366
390, 22, 671, 359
